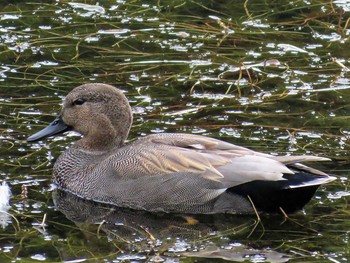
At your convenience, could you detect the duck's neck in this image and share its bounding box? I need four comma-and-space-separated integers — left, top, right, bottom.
75, 118, 128, 152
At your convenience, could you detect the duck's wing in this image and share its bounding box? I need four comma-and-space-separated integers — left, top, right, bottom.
109, 133, 330, 188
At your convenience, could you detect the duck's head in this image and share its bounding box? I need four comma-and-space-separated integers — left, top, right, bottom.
27, 83, 133, 150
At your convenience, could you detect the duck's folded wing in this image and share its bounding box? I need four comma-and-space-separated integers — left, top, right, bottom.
108, 133, 330, 188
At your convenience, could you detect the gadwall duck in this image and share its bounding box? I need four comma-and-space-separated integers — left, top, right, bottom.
27, 83, 336, 214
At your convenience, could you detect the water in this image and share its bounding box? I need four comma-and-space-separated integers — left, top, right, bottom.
0, 0, 349, 262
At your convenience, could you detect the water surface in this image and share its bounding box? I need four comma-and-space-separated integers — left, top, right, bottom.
0, 0, 349, 262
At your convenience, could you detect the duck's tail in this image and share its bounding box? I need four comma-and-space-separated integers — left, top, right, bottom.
227, 165, 336, 213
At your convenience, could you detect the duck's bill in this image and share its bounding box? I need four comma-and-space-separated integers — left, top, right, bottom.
27, 116, 71, 142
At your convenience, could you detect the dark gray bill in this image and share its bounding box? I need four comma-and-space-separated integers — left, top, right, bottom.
27, 116, 71, 142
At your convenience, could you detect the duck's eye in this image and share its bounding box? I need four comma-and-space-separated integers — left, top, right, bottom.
73, 98, 85, 106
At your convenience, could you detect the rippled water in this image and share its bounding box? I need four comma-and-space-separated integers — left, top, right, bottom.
0, 0, 349, 262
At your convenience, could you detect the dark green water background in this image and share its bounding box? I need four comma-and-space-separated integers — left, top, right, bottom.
0, 0, 349, 262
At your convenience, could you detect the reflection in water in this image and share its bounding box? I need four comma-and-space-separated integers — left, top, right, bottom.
183, 246, 290, 262
53, 189, 290, 262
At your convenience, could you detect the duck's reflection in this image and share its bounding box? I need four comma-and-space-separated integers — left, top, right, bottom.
53, 189, 290, 262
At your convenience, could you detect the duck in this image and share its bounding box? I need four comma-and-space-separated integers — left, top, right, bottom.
27, 83, 336, 214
